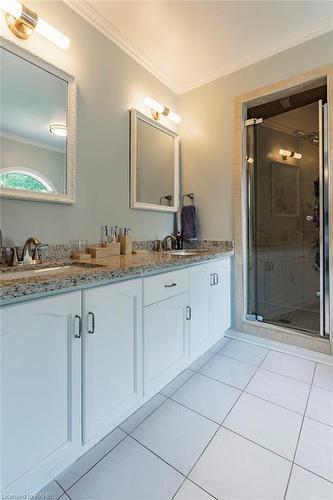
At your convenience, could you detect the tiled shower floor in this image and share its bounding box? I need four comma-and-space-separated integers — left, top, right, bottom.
268, 303, 320, 334
40, 336, 333, 500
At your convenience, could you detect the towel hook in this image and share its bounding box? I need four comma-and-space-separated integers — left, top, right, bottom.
182, 193, 195, 205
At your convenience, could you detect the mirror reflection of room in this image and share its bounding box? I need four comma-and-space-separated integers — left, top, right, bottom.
0, 47, 67, 195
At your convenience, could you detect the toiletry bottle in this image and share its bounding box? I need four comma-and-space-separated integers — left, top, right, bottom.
120, 228, 133, 255
102, 225, 108, 246
176, 231, 183, 250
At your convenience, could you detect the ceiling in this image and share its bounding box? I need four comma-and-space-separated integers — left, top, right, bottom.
66, 0, 333, 94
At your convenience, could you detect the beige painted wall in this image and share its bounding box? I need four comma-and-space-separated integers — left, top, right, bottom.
0, 1, 179, 246
179, 31, 333, 240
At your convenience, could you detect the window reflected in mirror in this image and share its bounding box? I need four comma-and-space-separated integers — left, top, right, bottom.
0, 42, 76, 203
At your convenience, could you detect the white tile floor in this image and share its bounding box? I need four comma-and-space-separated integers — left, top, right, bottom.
40, 336, 333, 500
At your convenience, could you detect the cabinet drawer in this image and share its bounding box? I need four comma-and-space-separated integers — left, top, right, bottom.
143, 269, 189, 306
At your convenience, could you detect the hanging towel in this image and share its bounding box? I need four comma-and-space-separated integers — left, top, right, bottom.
181, 205, 198, 241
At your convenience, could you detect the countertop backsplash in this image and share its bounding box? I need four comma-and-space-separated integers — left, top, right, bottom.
32, 239, 234, 261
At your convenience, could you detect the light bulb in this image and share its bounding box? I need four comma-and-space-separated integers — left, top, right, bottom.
0, 0, 69, 49
168, 110, 181, 124
35, 17, 69, 50
292, 152, 302, 160
279, 149, 292, 157
0, 0, 22, 19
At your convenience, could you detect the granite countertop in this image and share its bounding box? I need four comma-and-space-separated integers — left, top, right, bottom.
0, 248, 233, 305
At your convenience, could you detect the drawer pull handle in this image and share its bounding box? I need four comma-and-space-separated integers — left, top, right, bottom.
210, 274, 214, 286
74, 314, 82, 339
214, 273, 219, 285
186, 305, 192, 320
165, 282, 177, 288
88, 311, 95, 334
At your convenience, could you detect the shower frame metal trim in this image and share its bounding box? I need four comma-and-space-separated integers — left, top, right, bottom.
237, 71, 332, 343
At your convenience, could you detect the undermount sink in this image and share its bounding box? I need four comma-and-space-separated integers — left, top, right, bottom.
0, 261, 106, 281
169, 250, 199, 256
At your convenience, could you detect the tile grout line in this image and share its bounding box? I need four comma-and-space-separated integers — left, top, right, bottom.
165, 394, 221, 425
54, 479, 66, 494
244, 389, 307, 416
60, 431, 128, 493
181, 348, 272, 490
167, 340, 231, 500
57, 364, 202, 495
225, 332, 333, 367
56, 341, 330, 498
129, 433, 187, 478
283, 362, 318, 500
160, 369, 196, 398
120, 394, 169, 434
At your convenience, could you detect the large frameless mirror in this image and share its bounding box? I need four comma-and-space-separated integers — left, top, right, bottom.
0, 39, 77, 204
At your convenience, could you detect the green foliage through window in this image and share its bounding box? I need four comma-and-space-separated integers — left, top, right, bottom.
0, 172, 48, 192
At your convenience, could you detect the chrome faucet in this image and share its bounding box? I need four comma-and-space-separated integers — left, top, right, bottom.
162, 235, 177, 251
0, 231, 47, 267
0, 230, 18, 266
21, 237, 43, 263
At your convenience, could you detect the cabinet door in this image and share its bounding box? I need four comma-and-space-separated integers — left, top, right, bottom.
143, 292, 189, 396
189, 263, 211, 359
83, 279, 143, 444
1, 292, 81, 494
209, 258, 231, 339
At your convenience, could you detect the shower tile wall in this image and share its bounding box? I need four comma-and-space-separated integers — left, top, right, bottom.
256, 125, 319, 332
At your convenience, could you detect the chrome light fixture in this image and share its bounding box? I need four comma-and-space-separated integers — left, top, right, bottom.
144, 97, 181, 124
0, 0, 70, 49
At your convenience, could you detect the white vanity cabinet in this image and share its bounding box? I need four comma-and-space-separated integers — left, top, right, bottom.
82, 279, 143, 444
143, 270, 190, 396
189, 262, 211, 357
189, 258, 231, 359
209, 258, 231, 340
1, 292, 82, 495
0, 255, 232, 496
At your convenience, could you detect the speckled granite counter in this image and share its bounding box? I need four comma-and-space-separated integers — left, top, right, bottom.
0, 247, 233, 305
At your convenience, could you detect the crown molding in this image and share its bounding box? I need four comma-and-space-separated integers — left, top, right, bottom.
63, 1, 333, 96
63, 0, 179, 94
1, 131, 65, 153
177, 22, 333, 94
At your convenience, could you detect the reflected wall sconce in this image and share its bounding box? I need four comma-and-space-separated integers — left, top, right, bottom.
144, 97, 181, 124
0, 0, 70, 49
279, 149, 302, 161
49, 124, 67, 137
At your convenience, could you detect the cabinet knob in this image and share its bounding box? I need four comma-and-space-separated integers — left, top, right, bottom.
88, 312, 95, 334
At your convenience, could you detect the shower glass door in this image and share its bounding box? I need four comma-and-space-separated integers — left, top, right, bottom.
246, 101, 328, 336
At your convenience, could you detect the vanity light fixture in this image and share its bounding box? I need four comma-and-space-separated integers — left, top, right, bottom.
49, 124, 67, 137
144, 97, 181, 124
0, 0, 70, 49
279, 149, 302, 160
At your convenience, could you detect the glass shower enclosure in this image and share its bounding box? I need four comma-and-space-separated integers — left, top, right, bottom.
246, 96, 329, 337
